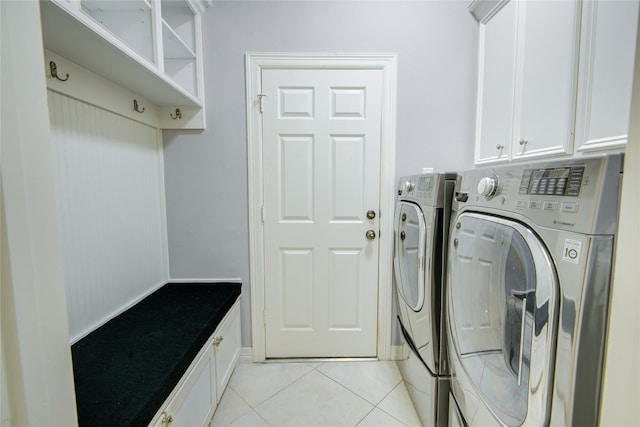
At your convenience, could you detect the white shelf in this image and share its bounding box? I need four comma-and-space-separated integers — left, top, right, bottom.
162, 1, 196, 52
40, 0, 202, 108
81, 0, 155, 63
162, 19, 196, 59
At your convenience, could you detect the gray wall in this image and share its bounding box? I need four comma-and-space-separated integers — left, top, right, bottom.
163, 1, 479, 347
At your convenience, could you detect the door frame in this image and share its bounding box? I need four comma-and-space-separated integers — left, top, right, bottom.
245, 52, 398, 362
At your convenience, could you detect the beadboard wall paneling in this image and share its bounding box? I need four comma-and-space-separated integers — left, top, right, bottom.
48, 92, 167, 342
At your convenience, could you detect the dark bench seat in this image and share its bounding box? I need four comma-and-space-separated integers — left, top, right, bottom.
71, 282, 241, 427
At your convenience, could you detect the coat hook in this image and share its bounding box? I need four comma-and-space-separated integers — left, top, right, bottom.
257, 93, 266, 113
133, 99, 145, 113
170, 108, 182, 120
49, 61, 69, 82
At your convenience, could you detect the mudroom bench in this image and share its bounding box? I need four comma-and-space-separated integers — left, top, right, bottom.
71, 282, 242, 427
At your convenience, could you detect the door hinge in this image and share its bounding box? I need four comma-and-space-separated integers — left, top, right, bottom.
257, 94, 266, 113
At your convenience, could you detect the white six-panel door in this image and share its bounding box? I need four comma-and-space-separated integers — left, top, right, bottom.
261, 68, 383, 357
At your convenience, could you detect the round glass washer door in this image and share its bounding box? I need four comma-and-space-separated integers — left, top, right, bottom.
448, 212, 558, 426
394, 201, 426, 312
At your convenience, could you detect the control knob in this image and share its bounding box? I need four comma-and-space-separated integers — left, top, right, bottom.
404, 180, 415, 193
478, 176, 498, 198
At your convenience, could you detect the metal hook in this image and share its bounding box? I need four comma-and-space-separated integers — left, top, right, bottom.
170, 108, 182, 120
49, 61, 69, 82
257, 94, 266, 113
133, 99, 145, 113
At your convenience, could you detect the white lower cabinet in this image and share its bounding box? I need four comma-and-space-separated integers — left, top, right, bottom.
156, 345, 217, 427
214, 301, 242, 400
151, 300, 241, 427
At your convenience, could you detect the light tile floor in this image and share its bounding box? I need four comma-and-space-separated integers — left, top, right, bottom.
210, 360, 422, 427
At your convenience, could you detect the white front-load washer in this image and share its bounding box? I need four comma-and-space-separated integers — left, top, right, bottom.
394, 172, 456, 427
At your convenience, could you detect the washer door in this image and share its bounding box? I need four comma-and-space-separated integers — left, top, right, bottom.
447, 213, 558, 426
394, 201, 426, 312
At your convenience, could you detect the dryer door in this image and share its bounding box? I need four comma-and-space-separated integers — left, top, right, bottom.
447, 213, 558, 426
394, 201, 426, 312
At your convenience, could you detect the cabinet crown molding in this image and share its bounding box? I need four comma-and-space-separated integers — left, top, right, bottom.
187, 0, 213, 15
469, 0, 510, 23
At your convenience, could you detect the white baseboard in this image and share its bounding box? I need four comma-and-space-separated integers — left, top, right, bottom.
389, 345, 404, 361
169, 278, 242, 283
240, 347, 253, 362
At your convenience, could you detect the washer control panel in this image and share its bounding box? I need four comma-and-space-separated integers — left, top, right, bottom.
455, 154, 624, 235
519, 166, 585, 197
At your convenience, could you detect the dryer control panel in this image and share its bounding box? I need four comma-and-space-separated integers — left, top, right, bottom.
398, 173, 456, 208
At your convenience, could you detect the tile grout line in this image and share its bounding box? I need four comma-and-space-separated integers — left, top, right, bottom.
373, 381, 414, 427
306, 362, 381, 427
311, 363, 380, 406
247, 362, 319, 421
216, 385, 254, 427
310, 362, 412, 426
219, 361, 415, 427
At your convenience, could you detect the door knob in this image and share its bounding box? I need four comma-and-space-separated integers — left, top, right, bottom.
366, 210, 376, 220
365, 230, 376, 240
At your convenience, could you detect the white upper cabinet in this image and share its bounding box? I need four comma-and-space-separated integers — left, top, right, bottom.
512, 0, 580, 161
474, 0, 517, 163
473, 0, 581, 164
40, 0, 208, 129
575, 0, 640, 154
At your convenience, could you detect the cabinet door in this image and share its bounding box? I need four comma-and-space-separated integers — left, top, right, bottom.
155, 345, 216, 427
214, 302, 241, 401
475, 0, 518, 164
512, 0, 581, 160
575, 0, 639, 153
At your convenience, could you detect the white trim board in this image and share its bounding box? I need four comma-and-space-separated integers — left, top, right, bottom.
239, 347, 253, 363
245, 52, 398, 362
169, 278, 243, 283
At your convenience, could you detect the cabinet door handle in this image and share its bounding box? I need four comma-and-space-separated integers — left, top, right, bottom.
213, 336, 224, 346
496, 144, 504, 150
161, 411, 173, 425
519, 138, 528, 146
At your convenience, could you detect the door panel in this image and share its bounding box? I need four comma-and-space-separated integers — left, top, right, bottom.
263, 68, 382, 358
280, 135, 314, 221
281, 249, 314, 329
331, 136, 365, 221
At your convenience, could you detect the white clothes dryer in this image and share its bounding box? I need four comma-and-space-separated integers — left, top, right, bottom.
446, 153, 624, 426
394, 172, 456, 427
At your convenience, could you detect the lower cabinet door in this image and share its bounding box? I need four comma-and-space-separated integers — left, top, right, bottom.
214, 301, 241, 401
155, 345, 216, 427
